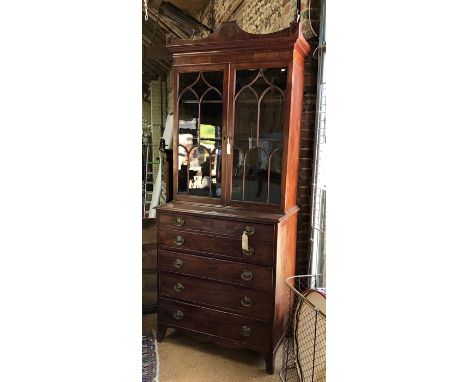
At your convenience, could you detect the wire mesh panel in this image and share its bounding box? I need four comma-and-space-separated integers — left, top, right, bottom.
280, 275, 326, 382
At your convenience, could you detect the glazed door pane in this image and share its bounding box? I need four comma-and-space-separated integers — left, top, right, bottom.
177, 71, 223, 198
231, 68, 287, 205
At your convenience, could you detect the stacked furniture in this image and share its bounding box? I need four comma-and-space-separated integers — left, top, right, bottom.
142, 218, 158, 313
156, 21, 310, 374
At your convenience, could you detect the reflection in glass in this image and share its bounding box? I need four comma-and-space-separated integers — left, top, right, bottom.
177, 71, 223, 198
232, 68, 287, 205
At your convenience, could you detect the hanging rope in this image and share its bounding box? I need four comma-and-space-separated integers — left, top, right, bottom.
144, 0, 148, 21
308, 0, 318, 37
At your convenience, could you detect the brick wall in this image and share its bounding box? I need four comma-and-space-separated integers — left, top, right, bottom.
296, 49, 318, 275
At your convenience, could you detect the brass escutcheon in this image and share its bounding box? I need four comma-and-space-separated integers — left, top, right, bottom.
242, 247, 255, 257
173, 217, 185, 227
173, 235, 185, 246
173, 282, 184, 293
240, 326, 251, 337
172, 258, 184, 269
241, 270, 253, 281
244, 226, 255, 236
241, 296, 254, 307
173, 310, 184, 320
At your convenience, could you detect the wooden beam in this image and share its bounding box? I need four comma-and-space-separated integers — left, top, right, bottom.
142, 34, 153, 45
143, 43, 172, 62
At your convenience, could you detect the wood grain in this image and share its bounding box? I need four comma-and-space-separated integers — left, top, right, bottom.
158, 298, 270, 350
158, 250, 274, 292
159, 211, 275, 241
158, 228, 275, 266
159, 271, 273, 320
155, 20, 310, 374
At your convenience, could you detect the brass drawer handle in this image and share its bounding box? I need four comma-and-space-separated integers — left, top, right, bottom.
173, 217, 185, 227
173, 235, 185, 246
173, 282, 184, 293
240, 326, 251, 337
244, 226, 255, 236
241, 296, 254, 307
242, 247, 255, 257
173, 310, 184, 320
241, 270, 253, 281
172, 258, 184, 269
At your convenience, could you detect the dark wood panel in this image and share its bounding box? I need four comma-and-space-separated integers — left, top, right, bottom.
143, 218, 158, 312
272, 211, 298, 351
172, 50, 293, 67
158, 228, 274, 266
158, 298, 269, 350
143, 270, 158, 288
143, 289, 157, 306
159, 211, 275, 242
142, 218, 158, 244
159, 272, 273, 320
142, 243, 158, 269
157, 201, 295, 223
158, 250, 273, 292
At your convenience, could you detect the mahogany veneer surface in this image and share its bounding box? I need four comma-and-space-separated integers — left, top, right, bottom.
156, 20, 309, 375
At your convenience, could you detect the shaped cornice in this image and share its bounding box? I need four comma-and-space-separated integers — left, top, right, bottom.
166, 21, 310, 58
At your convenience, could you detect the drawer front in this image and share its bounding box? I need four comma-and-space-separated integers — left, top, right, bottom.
158, 250, 273, 292
159, 212, 275, 242
159, 272, 272, 320
158, 298, 269, 349
158, 229, 274, 266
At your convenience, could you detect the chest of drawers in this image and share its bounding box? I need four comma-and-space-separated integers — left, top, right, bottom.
156, 202, 298, 374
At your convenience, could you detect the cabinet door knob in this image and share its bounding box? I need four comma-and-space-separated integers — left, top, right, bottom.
241, 296, 254, 307
244, 226, 255, 236
173, 282, 184, 293
173, 217, 185, 227
173, 235, 185, 246
173, 310, 184, 320
172, 258, 184, 269
242, 247, 255, 257
241, 270, 253, 281
240, 326, 251, 337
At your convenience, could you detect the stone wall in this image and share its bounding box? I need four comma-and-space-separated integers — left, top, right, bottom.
166, 70, 173, 116
199, 0, 291, 33
199, 0, 318, 39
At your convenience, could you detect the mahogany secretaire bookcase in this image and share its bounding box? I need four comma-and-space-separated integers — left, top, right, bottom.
155, 21, 310, 374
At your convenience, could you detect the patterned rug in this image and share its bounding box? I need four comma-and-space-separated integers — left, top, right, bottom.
142, 330, 159, 382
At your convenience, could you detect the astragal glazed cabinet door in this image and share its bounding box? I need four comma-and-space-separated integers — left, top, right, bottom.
175, 69, 225, 203
231, 67, 288, 207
